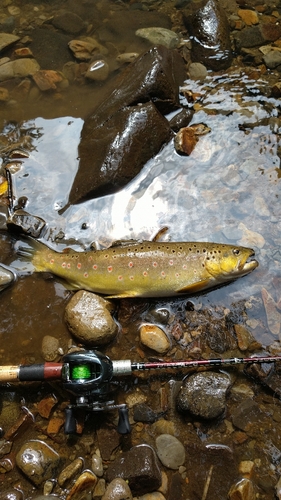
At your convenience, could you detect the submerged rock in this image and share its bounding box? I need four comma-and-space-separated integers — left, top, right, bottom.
0, 264, 16, 291
0, 33, 19, 53
0, 58, 40, 82
136, 27, 180, 49
102, 478, 133, 500
184, 0, 232, 70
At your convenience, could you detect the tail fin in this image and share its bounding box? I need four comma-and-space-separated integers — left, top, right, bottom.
14, 237, 48, 271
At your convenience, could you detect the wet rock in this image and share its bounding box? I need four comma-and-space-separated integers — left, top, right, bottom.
0, 58, 40, 82
136, 27, 180, 49
94, 479, 106, 497
52, 12, 85, 35
16, 440, 60, 486
126, 388, 147, 408
102, 478, 133, 500
91, 452, 103, 477
235, 23, 281, 50
106, 444, 162, 495
64, 290, 118, 346
58, 457, 83, 487
169, 108, 194, 133
228, 478, 257, 500
62, 45, 185, 208
85, 60, 109, 81
65, 470, 97, 500
7, 209, 46, 238
69, 102, 172, 205
0, 489, 23, 500
32, 70, 64, 91
188, 62, 208, 81
41, 335, 60, 361
0, 439, 12, 458
174, 127, 199, 156
0, 33, 19, 53
0, 263, 16, 291
176, 371, 231, 419
155, 434, 185, 470
184, 0, 232, 70
140, 324, 170, 354
37, 395, 58, 419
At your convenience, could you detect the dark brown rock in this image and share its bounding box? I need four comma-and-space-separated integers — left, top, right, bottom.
97, 427, 120, 461
68, 102, 172, 204
62, 46, 185, 208
52, 12, 85, 35
29, 28, 73, 70
106, 444, 162, 495
184, 0, 232, 70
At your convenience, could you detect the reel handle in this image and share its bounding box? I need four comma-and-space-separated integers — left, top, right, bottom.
117, 405, 131, 434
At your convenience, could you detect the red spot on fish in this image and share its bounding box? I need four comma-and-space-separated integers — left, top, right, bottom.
130, 276, 134, 280
84, 272, 88, 278
77, 263, 81, 269
143, 271, 148, 277
108, 266, 113, 272
128, 262, 133, 268
93, 264, 98, 270
161, 271, 166, 277
62, 262, 66, 268
175, 273, 180, 278
88, 256, 92, 262
169, 260, 173, 266
153, 262, 158, 267
183, 264, 187, 270
50, 258, 54, 265
67, 263, 71, 269
118, 275, 123, 281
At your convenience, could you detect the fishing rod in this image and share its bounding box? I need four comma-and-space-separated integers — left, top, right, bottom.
0, 350, 280, 434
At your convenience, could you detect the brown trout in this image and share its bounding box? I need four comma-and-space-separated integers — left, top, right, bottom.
18, 239, 258, 298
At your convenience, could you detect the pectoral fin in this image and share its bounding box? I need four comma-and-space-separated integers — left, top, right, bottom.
176, 278, 212, 294
106, 290, 140, 299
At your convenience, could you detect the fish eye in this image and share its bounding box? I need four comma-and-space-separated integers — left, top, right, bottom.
232, 249, 240, 255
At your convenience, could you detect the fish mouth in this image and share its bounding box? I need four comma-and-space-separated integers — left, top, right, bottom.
239, 250, 259, 274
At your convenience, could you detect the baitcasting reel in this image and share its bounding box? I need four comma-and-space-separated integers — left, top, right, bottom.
0, 350, 281, 434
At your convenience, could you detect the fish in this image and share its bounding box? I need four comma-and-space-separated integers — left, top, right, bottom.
16, 238, 258, 299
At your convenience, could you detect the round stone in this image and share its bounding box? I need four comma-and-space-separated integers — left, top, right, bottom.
155, 434, 185, 469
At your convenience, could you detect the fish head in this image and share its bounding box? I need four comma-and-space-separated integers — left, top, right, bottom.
204, 245, 258, 281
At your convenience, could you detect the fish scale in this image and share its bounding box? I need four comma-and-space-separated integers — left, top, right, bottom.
18, 239, 258, 298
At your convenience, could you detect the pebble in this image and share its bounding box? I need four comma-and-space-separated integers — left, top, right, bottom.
41, 335, 60, 361
0, 58, 40, 82
155, 434, 185, 470
65, 470, 97, 500
237, 9, 259, 26
58, 458, 83, 487
139, 324, 170, 354
228, 478, 256, 500
263, 49, 281, 69
135, 27, 180, 49
64, 290, 118, 346
174, 127, 198, 156
126, 388, 147, 408
188, 62, 208, 81
176, 371, 231, 419
234, 324, 261, 351
0, 33, 19, 52
68, 38, 107, 61
16, 440, 60, 486
102, 478, 133, 500
94, 479, 106, 497
91, 452, 103, 477
85, 60, 109, 81
116, 53, 139, 64
32, 70, 63, 91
